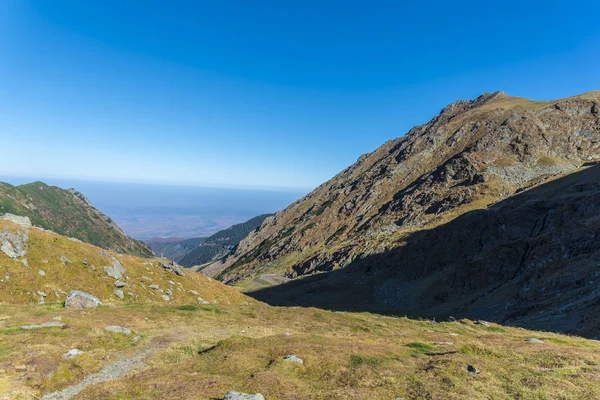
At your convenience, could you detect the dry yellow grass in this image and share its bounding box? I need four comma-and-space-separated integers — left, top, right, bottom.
1, 303, 600, 399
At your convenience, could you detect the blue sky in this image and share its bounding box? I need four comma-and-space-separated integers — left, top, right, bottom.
1, 0, 599, 190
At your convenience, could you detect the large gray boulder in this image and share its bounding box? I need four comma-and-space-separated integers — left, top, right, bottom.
65, 290, 103, 309
223, 392, 265, 400
103, 257, 127, 280
1, 214, 31, 228
159, 259, 185, 276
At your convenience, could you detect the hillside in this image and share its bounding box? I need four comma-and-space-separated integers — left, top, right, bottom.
145, 236, 207, 261
178, 214, 271, 270
0, 215, 248, 306
0, 181, 152, 257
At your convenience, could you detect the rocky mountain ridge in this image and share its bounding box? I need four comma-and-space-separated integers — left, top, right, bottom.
0, 181, 152, 257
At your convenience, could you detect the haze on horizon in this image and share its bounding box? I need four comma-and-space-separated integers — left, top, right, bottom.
1, 0, 599, 190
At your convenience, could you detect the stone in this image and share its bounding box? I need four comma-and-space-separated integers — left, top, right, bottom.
283, 355, 304, 364
60, 256, 72, 264
190, 290, 199, 295
104, 325, 132, 334
1, 214, 31, 228
476, 320, 490, 327
62, 349, 84, 359
525, 338, 544, 344
37, 291, 47, 297
223, 392, 265, 400
197, 297, 209, 304
132, 335, 142, 343
159, 259, 185, 276
38, 269, 46, 277
165, 289, 173, 296
141, 276, 153, 282
21, 321, 65, 330
161, 295, 170, 301
114, 280, 126, 288
149, 284, 160, 290
65, 290, 103, 309
21, 259, 29, 268
467, 365, 480, 374
103, 257, 126, 280
114, 289, 124, 299
0, 227, 28, 259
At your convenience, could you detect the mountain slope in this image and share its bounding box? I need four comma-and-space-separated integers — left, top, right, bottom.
0, 214, 249, 305
178, 214, 271, 269
145, 236, 207, 261
0, 181, 152, 257
217, 91, 600, 286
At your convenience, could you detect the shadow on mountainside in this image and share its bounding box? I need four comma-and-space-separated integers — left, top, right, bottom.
248, 163, 600, 336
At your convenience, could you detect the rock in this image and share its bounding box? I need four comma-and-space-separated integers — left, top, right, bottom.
525, 338, 544, 344
190, 290, 199, 295
38, 269, 46, 277
165, 289, 173, 296
132, 335, 142, 343
103, 257, 126, 280
104, 325, 132, 334
65, 290, 103, 309
37, 291, 47, 297
476, 320, 490, 327
141, 276, 153, 282
1, 214, 31, 228
149, 284, 160, 290
0, 226, 28, 259
223, 392, 265, 400
114, 280, 126, 288
21, 259, 29, 268
159, 259, 185, 276
197, 297, 209, 304
60, 256, 72, 264
21, 321, 65, 330
283, 355, 304, 364
467, 365, 480, 374
161, 295, 170, 301
114, 289, 124, 299
62, 349, 84, 359
168, 280, 176, 286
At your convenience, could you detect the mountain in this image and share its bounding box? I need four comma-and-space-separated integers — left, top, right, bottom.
0, 181, 152, 257
178, 214, 272, 270
0, 214, 249, 305
216, 91, 600, 331
145, 236, 207, 261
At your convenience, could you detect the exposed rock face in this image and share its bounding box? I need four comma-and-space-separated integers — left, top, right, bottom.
218, 92, 600, 287
104, 257, 126, 280
223, 392, 265, 400
65, 290, 103, 309
0, 218, 29, 259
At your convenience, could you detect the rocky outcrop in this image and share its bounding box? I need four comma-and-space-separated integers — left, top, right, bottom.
104, 257, 127, 280
65, 290, 103, 309
217, 91, 600, 286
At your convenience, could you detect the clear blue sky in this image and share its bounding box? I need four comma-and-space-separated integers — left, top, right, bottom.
1, 0, 599, 190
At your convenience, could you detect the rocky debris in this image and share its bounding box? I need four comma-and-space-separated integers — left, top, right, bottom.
223, 392, 265, 400
21, 321, 65, 330
132, 335, 142, 343
114, 290, 124, 299
283, 355, 304, 364
38, 269, 46, 276
525, 338, 544, 344
165, 289, 173, 296
37, 291, 47, 298
103, 257, 126, 280
467, 365, 480, 374
1, 213, 32, 228
149, 284, 160, 290
62, 349, 84, 359
21, 259, 29, 268
197, 297, 209, 304
190, 290, 199, 295
476, 320, 490, 327
114, 280, 126, 288
65, 290, 103, 309
105, 325, 132, 334
0, 226, 28, 259
159, 259, 185, 276
161, 295, 170, 301
141, 275, 153, 282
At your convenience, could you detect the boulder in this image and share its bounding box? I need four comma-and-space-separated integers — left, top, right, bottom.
223, 392, 265, 400
114, 289, 124, 299
525, 338, 544, 344
0, 227, 28, 259
103, 257, 126, 280
1, 214, 31, 228
65, 290, 103, 309
114, 280, 126, 288
160, 259, 185, 276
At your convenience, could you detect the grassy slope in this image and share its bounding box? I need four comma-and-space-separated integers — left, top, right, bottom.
0, 181, 151, 257
0, 218, 248, 306
1, 303, 600, 399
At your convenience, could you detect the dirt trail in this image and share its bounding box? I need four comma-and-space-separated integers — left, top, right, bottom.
41, 332, 186, 400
